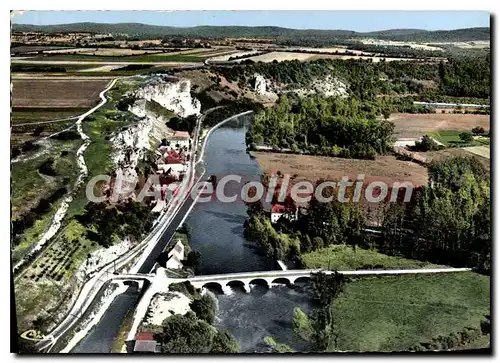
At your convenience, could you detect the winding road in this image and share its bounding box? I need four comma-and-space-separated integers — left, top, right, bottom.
14, 79, 118, 274
35, 105, 253, 352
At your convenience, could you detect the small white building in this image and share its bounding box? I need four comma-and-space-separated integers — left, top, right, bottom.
166, 240, 185, 269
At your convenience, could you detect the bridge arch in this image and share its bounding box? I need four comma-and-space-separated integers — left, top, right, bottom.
202, 282, 223, 294
272, 277, 291, 286
249, 278, 269, 288
293, 276, 311, 285
226, 280, 248, 292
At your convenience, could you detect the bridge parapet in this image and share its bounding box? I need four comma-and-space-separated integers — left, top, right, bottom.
185, 269, 319, 293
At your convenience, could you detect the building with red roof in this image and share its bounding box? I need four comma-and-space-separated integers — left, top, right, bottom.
133, 332, 158, 353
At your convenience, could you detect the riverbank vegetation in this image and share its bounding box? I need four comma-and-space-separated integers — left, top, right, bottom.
152, 283, 240, 353
246, 95, 395, 158
301, 244, 443, 270
244, 155, 490, 274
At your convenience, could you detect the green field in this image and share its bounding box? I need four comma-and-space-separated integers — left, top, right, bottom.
301, 245, 443, 270
25, 53, 207, 63
427, 130, 487, 147
330, 272, 490, 352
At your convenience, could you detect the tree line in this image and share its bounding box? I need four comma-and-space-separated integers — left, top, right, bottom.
214, 55, 490, 101
246, 94, 395, 159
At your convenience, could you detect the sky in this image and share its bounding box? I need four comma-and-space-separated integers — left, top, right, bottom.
11, 11, 490, 32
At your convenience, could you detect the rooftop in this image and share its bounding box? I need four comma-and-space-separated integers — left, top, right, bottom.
271, 203, 297, 214
170, 131, 191, 140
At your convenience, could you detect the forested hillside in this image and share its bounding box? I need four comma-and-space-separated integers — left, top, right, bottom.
216, 55, 490, 101
12, 23, 490, 42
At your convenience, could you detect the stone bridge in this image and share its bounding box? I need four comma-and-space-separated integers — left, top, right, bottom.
111, 267, 471, 294
178, 269, 330, 293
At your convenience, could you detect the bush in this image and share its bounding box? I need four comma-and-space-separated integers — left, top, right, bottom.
210, 330, 240, 353
189, 295, 216, 325
169, 281, 199, 299
472, 126, 486, 135
459, 132, 473, 143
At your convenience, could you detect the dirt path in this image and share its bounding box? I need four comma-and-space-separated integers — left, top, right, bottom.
14, 79, 118, 272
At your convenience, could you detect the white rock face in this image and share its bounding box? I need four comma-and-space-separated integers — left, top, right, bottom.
136, 79, 201, 118
76, 238, 133, 281
312, 75, 348, 97
289, 76, 349, 98
145, 292, 191, 326
254, 73, 270, 95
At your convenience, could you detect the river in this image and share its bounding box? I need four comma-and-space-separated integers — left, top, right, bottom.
69, 114, 315, 353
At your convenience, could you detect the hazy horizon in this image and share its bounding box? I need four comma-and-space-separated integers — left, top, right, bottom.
11, 10, 490, 32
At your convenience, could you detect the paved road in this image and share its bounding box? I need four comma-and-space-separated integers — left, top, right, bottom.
35, 108, 250, 353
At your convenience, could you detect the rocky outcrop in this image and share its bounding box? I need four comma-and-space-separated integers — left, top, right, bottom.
136, 78, 201, 118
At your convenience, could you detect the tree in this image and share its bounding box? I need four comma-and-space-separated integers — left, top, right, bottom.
413, 135, 443, 151
210, 330, 240, 353
189, 295, 216, 325
183, 250, 201, 269
472, 126, 485, 135
292, 307, 314, 341
310, 271, 345, 305
459, 131, 473, 143
156, 312, 215, 353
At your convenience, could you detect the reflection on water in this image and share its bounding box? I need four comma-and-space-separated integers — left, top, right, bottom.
186, 117, 275, 274
209, 284, 317, 353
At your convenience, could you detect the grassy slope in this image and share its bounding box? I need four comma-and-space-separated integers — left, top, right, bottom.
331, 272, 490, 352
14, 80, 138, 332
11, 140, 82, 264
301, 245, 443, 270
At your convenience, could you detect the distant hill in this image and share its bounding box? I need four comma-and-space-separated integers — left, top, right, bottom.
11, 22, 490, 42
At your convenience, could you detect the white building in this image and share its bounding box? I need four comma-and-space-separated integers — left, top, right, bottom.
166, 240, 185, 269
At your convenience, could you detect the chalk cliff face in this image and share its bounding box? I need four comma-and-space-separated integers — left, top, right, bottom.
311, 75, 348, 97
136, 78, 201, 118
109, 79, 201, 198
254, 73, 271, 95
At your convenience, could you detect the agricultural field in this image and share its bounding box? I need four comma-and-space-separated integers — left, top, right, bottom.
330, 272, 490, 352
417, 148, 490, 169
243, 51, 425, 63
11, 108, 86, 123
12, 79, 110, 108
301, 245, 444, 270
11, 139, 82, 266
16, 52, 210, 63
426, 130, 489, 147
463, 145, 491, 159
389, 112, 490, 138
252, 151, 429, 187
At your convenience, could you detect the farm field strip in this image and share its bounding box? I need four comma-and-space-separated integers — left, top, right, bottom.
12, 79, 111, 108
331, 272, 490, 352
252, 151, 429, 186
389, 112, 490, 138
463, 145, 490, 159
